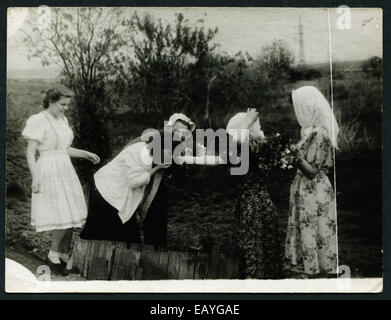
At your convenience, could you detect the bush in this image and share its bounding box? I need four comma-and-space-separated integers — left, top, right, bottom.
256, 40, 295, 86
288, 66, 323, 81
362, 56, 382, 77
6, 182, 26, 200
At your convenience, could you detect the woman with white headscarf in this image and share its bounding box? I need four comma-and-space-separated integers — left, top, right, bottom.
284, 86, 339, 278
79, 113, 195, 247
226, 109, 283, 279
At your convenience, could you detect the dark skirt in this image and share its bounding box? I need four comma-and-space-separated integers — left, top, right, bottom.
236, 182, 283, 279
80, 181, 168, 246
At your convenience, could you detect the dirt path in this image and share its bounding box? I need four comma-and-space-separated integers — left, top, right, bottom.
5, 244, 85, 281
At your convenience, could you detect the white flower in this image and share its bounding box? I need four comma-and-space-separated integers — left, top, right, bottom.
196, 143, 207, 156
184, 147, 193, 155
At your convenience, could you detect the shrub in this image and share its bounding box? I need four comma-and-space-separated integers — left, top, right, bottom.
288, 66, 323, 81
6, 182, 26, 200
362, 56, 382, 77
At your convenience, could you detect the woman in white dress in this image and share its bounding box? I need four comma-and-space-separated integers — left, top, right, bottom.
22, 88, 100, 272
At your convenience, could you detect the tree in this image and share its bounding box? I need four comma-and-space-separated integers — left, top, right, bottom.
24, 7, 128, 173
256, 40, 295, 86
120, 12, 219, 127
363, 56, 382, 77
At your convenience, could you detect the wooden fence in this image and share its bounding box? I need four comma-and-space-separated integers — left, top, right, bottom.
72, 238, 240, 280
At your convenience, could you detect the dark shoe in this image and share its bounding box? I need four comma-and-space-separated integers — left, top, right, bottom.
60, 263, 80, 276
60, 267, 71, 277
45, 258, 63, 274
59, 257, 70, 268
69, 265, 80, 275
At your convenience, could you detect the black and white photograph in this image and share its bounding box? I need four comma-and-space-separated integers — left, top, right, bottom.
5, 5, 383, 293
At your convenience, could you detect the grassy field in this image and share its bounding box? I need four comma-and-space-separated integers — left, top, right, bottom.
5, 73, 382, 278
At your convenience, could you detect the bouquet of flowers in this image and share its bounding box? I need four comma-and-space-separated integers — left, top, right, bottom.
280, 144, 300, 170
251, 132, 299, 172
195, 142, 207, 156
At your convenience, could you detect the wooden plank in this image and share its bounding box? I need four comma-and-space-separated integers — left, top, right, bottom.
73, 238, 92, 278
165, 250, 198, 279
177, 251, 198, 279
140, 245, 169, 280
206, 254, 226, 279
135, 266, 143, 280
142, 247, 171, 280
193, 252, 209, 279
111, 242, 141, 280
156, 249, 170, 278
87, 240, 116, 280
72, 238, 240, 280
72, 238, 85, 276
224, 256, 240, 279
166, 251, 176, 279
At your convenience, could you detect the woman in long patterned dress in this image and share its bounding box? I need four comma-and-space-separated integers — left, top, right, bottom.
227, 109, 283, 279
284, 86, 339, 278
22, 88, 100, 272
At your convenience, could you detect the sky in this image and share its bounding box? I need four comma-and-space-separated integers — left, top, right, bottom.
7, 7, 382, 77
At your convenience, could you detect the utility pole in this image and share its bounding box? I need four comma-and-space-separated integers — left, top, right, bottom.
299, 15, 305, 66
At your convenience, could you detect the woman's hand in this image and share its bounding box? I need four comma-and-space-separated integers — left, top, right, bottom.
297, 158, 318, 179
157, 163, 171, 170
31, 177, 41, 194
67, 148, 100, 164
243, 108, 259, 128
148, 163, 171, 176
85, 152, 100, 165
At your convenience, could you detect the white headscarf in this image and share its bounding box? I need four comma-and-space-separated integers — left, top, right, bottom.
226, 112, 265, 144
292, 86, 339, 149
166, 113, 196, 132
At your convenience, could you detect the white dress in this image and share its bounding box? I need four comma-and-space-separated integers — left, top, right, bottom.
22, 111, 88, 232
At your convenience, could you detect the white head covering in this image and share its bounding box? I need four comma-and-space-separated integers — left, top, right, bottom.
166, 113, 196, 132
292, 86, 339, 149
226, 112, 265, 144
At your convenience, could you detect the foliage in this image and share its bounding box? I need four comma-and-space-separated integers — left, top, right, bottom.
362, 56, 382, 77
24, 7, 128, 168
255, 40, 295, 86
119, 12, 219, 127
288, 66, 323, 81
250, 133, 295, 172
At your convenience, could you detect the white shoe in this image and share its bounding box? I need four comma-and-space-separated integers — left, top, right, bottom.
47, 250, 61, 264
65, 255, 73, 271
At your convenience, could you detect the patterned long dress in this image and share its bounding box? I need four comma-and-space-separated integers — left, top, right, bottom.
284, 126, 337, 276
235, 140, 283, 279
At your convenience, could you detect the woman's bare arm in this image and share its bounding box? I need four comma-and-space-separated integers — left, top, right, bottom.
68, 147, 100, 164
297, 158, 318, 179
26, 139, 40, 193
